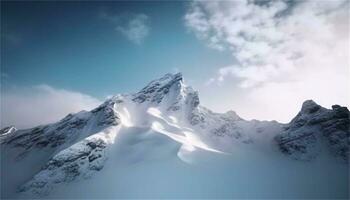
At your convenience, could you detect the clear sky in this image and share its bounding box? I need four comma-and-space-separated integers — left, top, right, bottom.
1, 1, 349, 128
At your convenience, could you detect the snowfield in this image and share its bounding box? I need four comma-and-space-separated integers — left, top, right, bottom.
1, 73, 349, 199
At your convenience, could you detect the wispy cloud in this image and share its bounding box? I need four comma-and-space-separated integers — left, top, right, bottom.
116, 14, 150, 44
186, 0, 349, 122
185, 0, 348, 86
1, 85, 102, 129
101, 11, 150, 44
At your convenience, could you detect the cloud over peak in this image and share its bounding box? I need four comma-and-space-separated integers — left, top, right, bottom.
186, 0, 349, 122
101, 11, 150, 44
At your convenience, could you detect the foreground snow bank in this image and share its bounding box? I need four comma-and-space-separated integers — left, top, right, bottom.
41, 127, 350, 199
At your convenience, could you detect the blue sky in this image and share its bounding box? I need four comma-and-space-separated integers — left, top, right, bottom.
1, 1, 233, 96
1, 1, 348, 128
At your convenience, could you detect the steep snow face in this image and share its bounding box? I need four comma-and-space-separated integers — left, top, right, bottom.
275, 100, 350, 161
0, 101, 121, 198
123, 72, 281, 152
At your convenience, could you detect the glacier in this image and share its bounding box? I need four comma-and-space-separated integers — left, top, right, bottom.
1, 73, 348, 199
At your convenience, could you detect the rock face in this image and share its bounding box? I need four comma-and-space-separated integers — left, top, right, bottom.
0, 126, 17, 137
275, 100, 349, 161
18, 136, 109, 196
132, 73, 184, 104
132, 73, 200, 114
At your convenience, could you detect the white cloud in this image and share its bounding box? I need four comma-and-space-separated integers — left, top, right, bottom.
116, 14, 150, 44
0, 85, 102, 129
186, 0, 349, 122
101, 11, 150, 44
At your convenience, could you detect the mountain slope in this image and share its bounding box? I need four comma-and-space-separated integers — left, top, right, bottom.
1, 73, 349, 199
275, 100, 349, 161
0, 100, 120, 198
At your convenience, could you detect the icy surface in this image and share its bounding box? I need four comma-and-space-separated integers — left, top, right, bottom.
1, 73, 349, 199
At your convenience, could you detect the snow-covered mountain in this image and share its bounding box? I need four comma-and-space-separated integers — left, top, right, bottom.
1, 73, 349, 199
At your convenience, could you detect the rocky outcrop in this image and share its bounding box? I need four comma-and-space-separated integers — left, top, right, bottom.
18, 137, 108, 196
0, 126, 17, 137
132, 73, 184, 104
131, 73, 201, 115
92, 100, 120, 126
275, 100, 349, 161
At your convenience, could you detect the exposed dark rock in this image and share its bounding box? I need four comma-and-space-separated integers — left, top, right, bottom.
89, 164, 104, 171
212, 123, 242, 139
332, 105, 349, 119
62, 163, 80, 181
87, 139, 106, 149
36, 140, 50, 148
59, 113, 74, 123
25, 137, 109, 192
0, 98, 120, 162
97, 106, 120, 126
301, 100, 321, 114
0, 126, 17, 136
88, 154, 102, 162
189, 112, 205, 126
132, 73, 183, 104
275, 100, 349, 161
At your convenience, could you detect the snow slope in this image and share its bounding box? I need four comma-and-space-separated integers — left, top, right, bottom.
1, 73, 349, 199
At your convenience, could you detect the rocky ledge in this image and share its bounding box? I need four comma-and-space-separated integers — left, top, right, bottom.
275, 100, 349, 161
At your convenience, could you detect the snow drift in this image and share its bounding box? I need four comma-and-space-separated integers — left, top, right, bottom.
1, 73, 349, 199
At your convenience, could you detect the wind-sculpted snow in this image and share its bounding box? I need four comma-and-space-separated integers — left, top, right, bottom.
1, 73, 349, 199
147, 107, 224, 161
275, 100, 350, 161
129, 73, 279, 150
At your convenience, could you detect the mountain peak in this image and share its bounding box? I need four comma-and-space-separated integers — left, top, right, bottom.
223, 110, 242, 121
132, 72, 186, 104
277, 99, 349, 161
158, 72, 183, 83
300, 100, 321, 114
144, 72, 183, 90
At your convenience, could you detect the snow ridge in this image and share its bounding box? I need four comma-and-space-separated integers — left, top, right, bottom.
1, 73, 349, 199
